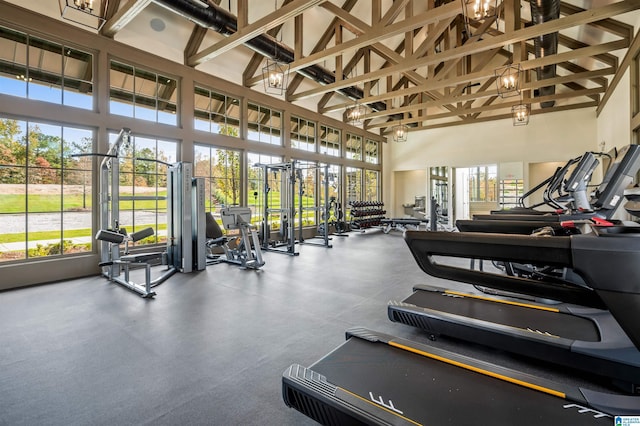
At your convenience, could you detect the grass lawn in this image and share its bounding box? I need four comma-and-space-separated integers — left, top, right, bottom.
0, 192, 168, 213
0, 224, 169, 244
0, 188, 321, 243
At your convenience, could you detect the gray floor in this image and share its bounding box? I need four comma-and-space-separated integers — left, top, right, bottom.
0, 230, 616, 425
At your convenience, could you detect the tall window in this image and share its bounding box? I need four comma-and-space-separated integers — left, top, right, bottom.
108, 132, 177, 245
365, 139, 379, 164
247, 102, 282, 145
319, 163, 341, 218
364, 170, 380, 201
194, 144, 241, 211
248, 153, 282, 225
346, 166, 363, 203
109, 60, 178, 126
194, 86, 240, 136
346, 133, 362, 160
469, 165, 497, 202
319, 125, 340, 156
0, 25, 94, 109
290, 116, 316, 152
295, 160, 318, 227
0, 118, 94, 262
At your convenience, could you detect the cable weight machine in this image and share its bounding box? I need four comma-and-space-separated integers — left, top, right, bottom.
256, 162, 298, 256
88, 128, 206, 297
296, 162, 332, 248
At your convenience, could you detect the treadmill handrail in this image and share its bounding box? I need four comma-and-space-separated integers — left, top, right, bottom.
456, 219, 570, 234
403, 231, 604, 308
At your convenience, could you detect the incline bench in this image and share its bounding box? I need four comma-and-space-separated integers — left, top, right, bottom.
380, 218, 429, 234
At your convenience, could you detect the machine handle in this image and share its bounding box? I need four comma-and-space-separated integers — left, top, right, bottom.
403, 231, 604, 309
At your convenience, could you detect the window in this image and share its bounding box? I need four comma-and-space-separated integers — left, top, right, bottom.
108, 132, 178, 245
194, 144, 241, 211
295, 160, 318, 227
247, 102, 282, 145
0, 25, 94, 109
0, 118, 94, 262
194, 86, 240, 136
319, 125, 340, 157
320, 163, 341, 212
364, 170, 380, 201
498, 179, 524, 209
365, 139, 379, 164
469, 165, 497, 202
345, 133, 362, 160
109, 60, 178, 125
290, 116, 316, 152
345, 166, 363, 203
430, 166, 448, 208
248, 152, 282, 225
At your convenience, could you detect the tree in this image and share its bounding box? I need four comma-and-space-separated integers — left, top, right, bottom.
0, 118, 26, 183
134, 147, 157, 187
215, 149, 240, 206
215, 125, 241, 206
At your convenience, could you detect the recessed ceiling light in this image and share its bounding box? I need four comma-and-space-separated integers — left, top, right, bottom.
150, 18, 165, 32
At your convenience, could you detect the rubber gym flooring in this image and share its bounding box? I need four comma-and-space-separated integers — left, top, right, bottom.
0, 230, 618, 425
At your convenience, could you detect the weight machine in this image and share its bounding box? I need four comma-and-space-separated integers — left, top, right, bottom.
93, 128, 206, 298
255, 162, 298, 256
206, 207, 265, 270
296, 162, 332, 248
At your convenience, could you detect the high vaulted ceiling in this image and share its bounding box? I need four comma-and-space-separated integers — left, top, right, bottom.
5, 0, 640, 135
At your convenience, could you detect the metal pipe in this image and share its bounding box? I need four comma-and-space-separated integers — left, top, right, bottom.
529, 0, 560, 108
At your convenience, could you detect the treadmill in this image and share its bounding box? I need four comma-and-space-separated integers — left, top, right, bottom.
388, 229, 640, 393
283, 328, 638, 425
491, 151, 597, 216
463, 144, 640, 233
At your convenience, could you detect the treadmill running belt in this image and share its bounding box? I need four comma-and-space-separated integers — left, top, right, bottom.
283, 329, 631, 425
403, 288, 600, 341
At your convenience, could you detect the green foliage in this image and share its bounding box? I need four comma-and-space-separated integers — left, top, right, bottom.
27, 240, 86, 257
0, 118, 25, 182
216, 126, 241, 206
0, 189, 167, 214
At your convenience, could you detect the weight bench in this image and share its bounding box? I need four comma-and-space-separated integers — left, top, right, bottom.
380, 218, 429, 234
95, 227, 175, 297
206, 207, 265, 270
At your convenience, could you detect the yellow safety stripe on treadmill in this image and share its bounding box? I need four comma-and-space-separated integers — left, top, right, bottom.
444, 290, 560, 312
338, 386, 423, 426
389, 341, 566, 399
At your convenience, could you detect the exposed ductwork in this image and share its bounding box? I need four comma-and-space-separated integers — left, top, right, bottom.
529, 0, 560, 108
152, 0, 390, 115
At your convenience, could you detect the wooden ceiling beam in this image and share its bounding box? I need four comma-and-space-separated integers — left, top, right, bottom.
598, 25, 640, 115
393, 101, 598, 132
364, 68, 613, 122
249, 0, 460, 88
184, 26, 208, 67
290, 5, 633, 102
284, 0, 358, 97
559, 2, 634, 39
369, 86, 604, 129
189, 0, 326, 65
259, 2, 461, 81
102, 0, 152, 37
242, 0, 294, 86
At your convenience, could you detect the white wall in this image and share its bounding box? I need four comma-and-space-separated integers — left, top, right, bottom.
528, 161, 565, 210
598, 69, 632, 152
393, 169, 428, 216
384, 108, 599, 216
597, 68, 634, 221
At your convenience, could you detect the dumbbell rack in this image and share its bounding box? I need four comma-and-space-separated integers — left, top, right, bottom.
349, 201, 386, 230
